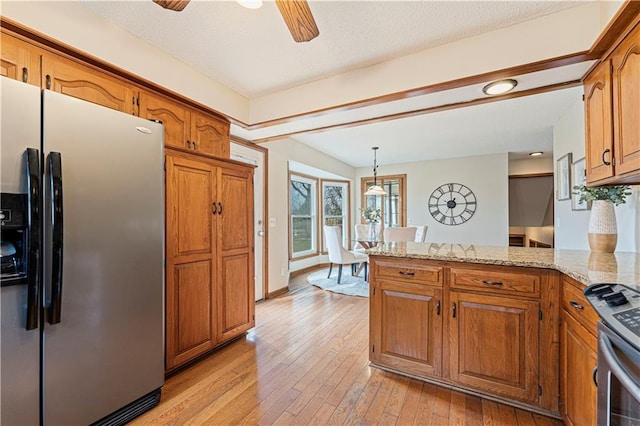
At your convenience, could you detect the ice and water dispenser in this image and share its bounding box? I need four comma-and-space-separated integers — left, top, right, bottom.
0, 193, 29, 285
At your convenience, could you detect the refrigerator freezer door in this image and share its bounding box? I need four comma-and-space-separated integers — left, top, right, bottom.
0, 78, 41, 425
42, 91, 164, 425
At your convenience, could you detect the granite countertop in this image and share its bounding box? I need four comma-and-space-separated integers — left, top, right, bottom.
367, 242, 640, 289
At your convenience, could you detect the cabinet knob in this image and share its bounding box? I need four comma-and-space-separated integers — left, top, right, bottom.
212, 202, 217, 215
45, 75, 52, 90
187, 141, 192, 149
482, 280, 503, 286
218, 202, 223, 215
436, 300, 441, 316
193, 142, 197, 150
592, 367, 598, 386
22, 67, 28, 83
452, 302, 457, 318
399, 271, 415, 276
602, 149, 611, 166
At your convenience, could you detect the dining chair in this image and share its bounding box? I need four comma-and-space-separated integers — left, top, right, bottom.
324, 225, 368, 283
414, 225, 428, 242
383, 226, 418, 243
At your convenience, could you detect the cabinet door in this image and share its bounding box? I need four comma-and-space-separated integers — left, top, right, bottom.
584, 60, 615, 183
166, 155, 216, 260
216, 165, 255, 341
165, 260, 216, 371
218, 166, 254, 253
139, 91, 189, 150
165, 153, 217, 371
41, 53, 133, 114
371, 279, 443, 378
0, 33, 41, 86
561, 312, 597, 426
449, 291, 539, 403
190, 110, 230, 158
611, 22, 640, 178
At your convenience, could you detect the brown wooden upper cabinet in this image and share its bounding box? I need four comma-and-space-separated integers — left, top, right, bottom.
0, 33, 41, 86
584, 21, 640, 185
139, 91, 230, 158
41, 52, 134, 114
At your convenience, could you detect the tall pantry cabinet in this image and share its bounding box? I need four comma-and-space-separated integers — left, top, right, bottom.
164, 149, 255, 373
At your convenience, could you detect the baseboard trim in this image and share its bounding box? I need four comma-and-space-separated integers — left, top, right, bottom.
266, 287, 289, 299
289, 263, 330, 279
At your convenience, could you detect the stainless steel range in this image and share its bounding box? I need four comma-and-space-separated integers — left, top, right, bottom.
584, 283, 640, 426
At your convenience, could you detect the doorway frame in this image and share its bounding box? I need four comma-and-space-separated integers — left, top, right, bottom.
231, 136, 269, 300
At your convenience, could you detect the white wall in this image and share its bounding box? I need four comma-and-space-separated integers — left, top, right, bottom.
553, 101, 639, 251
264, 138, 355, 293
356, 154, 509, 247
1, 1, 249, 121
509, 157, 554, 175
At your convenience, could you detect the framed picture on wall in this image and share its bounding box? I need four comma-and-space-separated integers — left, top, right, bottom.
556, 153, 572, 201
571, 157, 591, 210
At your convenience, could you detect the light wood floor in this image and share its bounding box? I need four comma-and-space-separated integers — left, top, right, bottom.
130, 277, 563, 425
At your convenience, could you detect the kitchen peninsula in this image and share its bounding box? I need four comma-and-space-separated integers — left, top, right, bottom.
367, 242, 640, 422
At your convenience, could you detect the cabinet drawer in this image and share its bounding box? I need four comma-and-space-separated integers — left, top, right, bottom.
562, 278, 598, 336
372, 259, 444, 286
450, 266, 541, 297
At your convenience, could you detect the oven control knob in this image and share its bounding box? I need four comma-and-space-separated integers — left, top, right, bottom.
603, 291, 629, 307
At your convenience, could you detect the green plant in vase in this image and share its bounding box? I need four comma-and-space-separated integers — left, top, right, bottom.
360, 207, 381, 223
360, 207, 381, 241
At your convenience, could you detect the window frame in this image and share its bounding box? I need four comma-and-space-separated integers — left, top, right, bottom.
320, 179, 351, 253
289, 173, 319, 260
360, 174, 407, 229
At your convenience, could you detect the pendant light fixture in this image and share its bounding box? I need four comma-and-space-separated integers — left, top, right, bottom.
364, 147, 387, 196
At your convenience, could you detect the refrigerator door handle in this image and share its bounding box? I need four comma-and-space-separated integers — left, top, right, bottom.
25, 148, 41, 331
47, 152, 64, 325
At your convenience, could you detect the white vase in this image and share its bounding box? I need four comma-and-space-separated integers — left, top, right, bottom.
588, 200, 617, 253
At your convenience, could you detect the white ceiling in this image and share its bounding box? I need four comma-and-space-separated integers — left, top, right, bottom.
295, 86, 582, 167
79, 0, 584, 98
76, 0, 596, 167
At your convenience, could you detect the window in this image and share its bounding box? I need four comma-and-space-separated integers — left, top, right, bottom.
290, 174, 317, 258
361, 174, 407, 228
321, 181, 349, 251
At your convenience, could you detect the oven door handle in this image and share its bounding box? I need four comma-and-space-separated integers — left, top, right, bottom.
599, 334, 640, 400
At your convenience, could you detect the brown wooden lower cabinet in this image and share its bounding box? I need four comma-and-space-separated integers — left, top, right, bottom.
560, 312, 598, 426
166, 260, 216, 371
369, 256, 560, 417
449, 291, 539, 403
370, 279, 443, 378
560, 275, 598, 426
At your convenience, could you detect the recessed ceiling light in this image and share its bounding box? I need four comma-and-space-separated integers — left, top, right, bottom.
237, 0, 262, 9
529, 152, 543, 157
482, 79, 518, 96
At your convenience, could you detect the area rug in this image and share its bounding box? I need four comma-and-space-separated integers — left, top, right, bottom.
307, 268, 369, 298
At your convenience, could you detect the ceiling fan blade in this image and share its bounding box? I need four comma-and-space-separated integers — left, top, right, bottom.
152, 0, 190, 12
275, 0, 319, 43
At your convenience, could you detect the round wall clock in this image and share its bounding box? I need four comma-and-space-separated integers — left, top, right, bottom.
428, 183, 477, 226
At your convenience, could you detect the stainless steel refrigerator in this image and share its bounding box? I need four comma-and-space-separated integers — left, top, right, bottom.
1, 77, 165, 425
